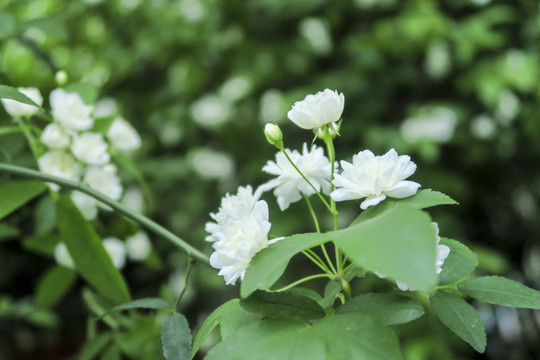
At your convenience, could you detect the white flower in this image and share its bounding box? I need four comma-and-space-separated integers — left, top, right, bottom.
84, 165, 123, 201
38, 150, 82, 191
71, 132, 110, 165
54, 243, 74, 269
287, 89, 344, 130
106, 117, 142, 152
103, 237, 127, 269
261, 144, 333, 210
331, 149, 420, 210
50, 88, 94, 131
205, 186, 271, 285
126, 231, 151, 261
71, 191, 98, 220
1, 87, 43, 117
41, 123, 71, 149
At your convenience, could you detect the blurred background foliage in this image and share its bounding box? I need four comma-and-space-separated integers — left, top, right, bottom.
1, 0, 540, 359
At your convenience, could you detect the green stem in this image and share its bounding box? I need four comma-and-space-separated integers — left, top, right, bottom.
175, 258, 194, 312
302, 250, 331, 274
304, 195, 337, 275
273, 273, 333, 293
14, 117, 41, 159
0, 162, 210, 265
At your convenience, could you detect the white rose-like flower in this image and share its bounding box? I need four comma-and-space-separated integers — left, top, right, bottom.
50, 88, 94, 131
1, 87, 43, 117
71, 132, 110, 165
126, 231, 151, 261
287, 89, 344, 130
38, 150, 82, 191
71, 191, 98, 220
103, 237, 127, 269
106, 117, 142, 152
54, 243, 75, 269
205, 186, 271, 285
260, 144, 333, 210
83, 165, 123, 201
41, 123, 71, 149
331, 148, 420, 210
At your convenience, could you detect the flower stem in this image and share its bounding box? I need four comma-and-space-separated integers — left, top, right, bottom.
175, 258, 194, 312
304, 194, 337, 275
302, 250, 332, 274
0, 162, 210, 265
273, 273, 333, 293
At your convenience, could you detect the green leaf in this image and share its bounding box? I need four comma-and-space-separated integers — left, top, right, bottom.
97, 298, 171, 319
320, 280, 342, 309
335, 206, 438, 292
100, 345, 121, 360
63, 82, 99, 104
77, 333, 112, 360
161, 313, 191, 360
0, 85, 42, 108
22, 234, 59, 256
431, 291, 486, 353
458, 276, 540, 309
0, 13, 16, 39
35, 266, 77, 308
240, 291, 325, 320
206, 313, 404, 360
56, 196, 131, 304
439, 238, 478, 285
0, 180, 47, 220
241, 232, 329, 297
336, 293, 424, 325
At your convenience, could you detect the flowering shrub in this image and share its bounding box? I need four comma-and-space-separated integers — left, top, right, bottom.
1, 85, 540, 359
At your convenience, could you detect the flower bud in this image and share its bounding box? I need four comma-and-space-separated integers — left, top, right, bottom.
264, 123, 283, 149
55, 70, 68, 86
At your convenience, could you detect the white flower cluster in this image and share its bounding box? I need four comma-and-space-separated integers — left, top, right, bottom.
34, 88, 141, 219
205, 186, 272, 285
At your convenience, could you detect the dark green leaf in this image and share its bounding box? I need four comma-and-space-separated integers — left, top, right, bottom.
161, 313, 191, 360
0, 180, 47, 220
240, 291, 325, 320
439, 238, 478, 285
431, 291, 486, 353
97, 298, 171, 319
0, 223, 19, 240
22, 234, 59, 256
320, 280, 342, 309
100, 345, 121, 360
0, 85, 42, 108
77, 333, 112, 360
458, 276, 540, 309
35, 266, 76, 308
56, 196, 131, 304
336, 293, 424, 325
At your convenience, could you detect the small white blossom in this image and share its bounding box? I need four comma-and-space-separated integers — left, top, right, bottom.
103, 237, 127, 269
50, 88, 94, 131
84, 165, 123, 201
264, 123, 283, 147
261, 144, 333, 210
71, 191, 98, 220
126, 231, 151, 261
331, 149, 420, 210
287, 89, 344, 130
205, 186, 271, 285
38, 151, 82, 191
71, 132, 110, 165
1, 87, 43, 117
106, 117, 141, 152
54, 243, 74, 269
41, 123, 71, 149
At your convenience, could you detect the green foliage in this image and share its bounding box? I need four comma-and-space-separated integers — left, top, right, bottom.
161, 313, 191, 360
97, 298, 171, 319
0, 180, 47, 220
438, 238, 478, 285
240, 290, 325, 320
35, 265, 76, 308
77, 333, 112, 360
0, 84, 41, 108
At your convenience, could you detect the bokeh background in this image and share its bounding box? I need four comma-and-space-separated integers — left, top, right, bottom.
1, 0, 540, 359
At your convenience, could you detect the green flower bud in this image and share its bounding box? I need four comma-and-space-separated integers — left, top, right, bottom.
264, 123, 284, 149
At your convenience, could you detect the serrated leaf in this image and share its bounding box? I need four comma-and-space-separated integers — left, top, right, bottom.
97, 298, 171, 319
206, 313, 404, 360
0, 180, 47, 220
240, 291, 325, 320
35, 266, 76, 308
439, 238, 478, 285
0, 85, 42, 108
161, 313, 191, 360
336, 293, 424, 325
458, 276, 540, 309
56, 196, 131, 304
431, 291, 486, 353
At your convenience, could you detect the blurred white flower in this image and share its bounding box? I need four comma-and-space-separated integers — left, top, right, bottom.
93, 97, 118, 118
496, 90, 520, 125
331, 149, 420, 210
205, 186, 271, 285
189, 148, 234, 180
259, 89, 286, 124
103, 237, 127, 269
38, 151, 82, 191
470, 114, 497, 140
50, 88, 94, 131
126, 231, 151, 261
106, 117, 141, 152
299, 18, 332, 55
287, 89, 344, 130
1, 87, 43, 117
219, 75, 252, 102
401, 107, 457, 143
41, 123, 71, 149
71, 132, 110, 165
54, 243, 74, 269
424, 41, 451, 79
122, 186, 145, 213
71, 191, 98, 220
191, 94, 231, 128
84, 165, 123, 201
261, 144, 333, 211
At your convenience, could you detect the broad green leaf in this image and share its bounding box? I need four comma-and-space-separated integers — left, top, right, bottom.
0, 85, 42, 108
78, 333, 112, 360
0, 180, 47, 220
35, 266, 76, 308
56, 196, 131, 304
0, 13, 16, 39
240, 291, 325, 320
458, 276, 540, 309
22, 233, 59, 256
336, 293, 424, 325
320, 280, 342, 309
439, 238, 478, 285
287, 287, 324, 304
206, 313, 404, 360
63, 83, 99, 104
335, 206, 437, 292
161, 313, 191, 360
431, 291, 486, 353
0, 223, 19, 240
34, 195, 56, 235
97, 298, 171, 319
241, 232, 329, 297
